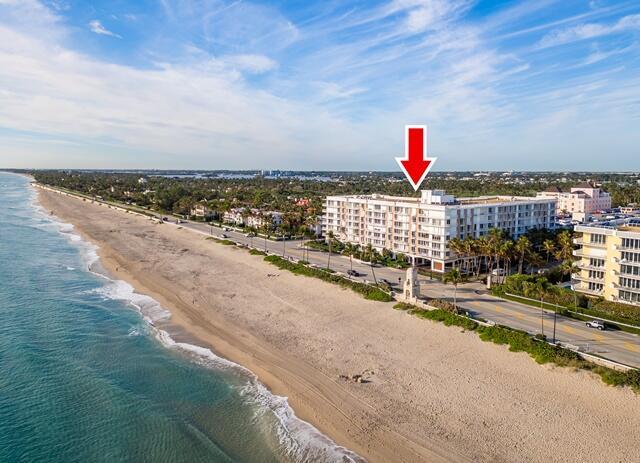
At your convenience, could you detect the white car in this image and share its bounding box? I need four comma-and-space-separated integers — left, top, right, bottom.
586, 320, 606, 330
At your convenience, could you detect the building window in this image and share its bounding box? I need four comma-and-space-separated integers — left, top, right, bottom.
590, 233, 605, 245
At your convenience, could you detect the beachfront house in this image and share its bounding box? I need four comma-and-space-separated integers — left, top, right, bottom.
190, 203, 215, 220
223, 208, 283, 228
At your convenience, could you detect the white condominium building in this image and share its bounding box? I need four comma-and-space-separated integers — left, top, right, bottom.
323, 190, 556, 272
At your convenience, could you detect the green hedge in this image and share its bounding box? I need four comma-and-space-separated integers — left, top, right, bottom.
494, 274, 640, 326
263, 255, 393, 302
206, 237, 235, 245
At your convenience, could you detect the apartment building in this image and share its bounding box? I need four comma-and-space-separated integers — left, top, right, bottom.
573, 218, 640, 306
537, 182, 611, 221
323, 190, 556, 272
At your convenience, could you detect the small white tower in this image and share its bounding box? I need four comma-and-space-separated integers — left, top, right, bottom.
404, 266, 420, 300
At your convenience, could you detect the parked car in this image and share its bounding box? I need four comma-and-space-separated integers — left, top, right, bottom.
245, 232, 256, 237
220, 234, 228, 239
586, 320, 606, 330
347, 270, 360, 277
492, 268, 506, 276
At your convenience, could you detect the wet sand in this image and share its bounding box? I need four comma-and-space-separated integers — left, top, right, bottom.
38, 187, 640, 463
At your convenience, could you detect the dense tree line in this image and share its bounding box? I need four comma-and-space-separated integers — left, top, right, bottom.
32, 170, 640, 236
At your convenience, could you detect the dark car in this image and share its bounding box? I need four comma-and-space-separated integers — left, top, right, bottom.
347, 270, 360, 277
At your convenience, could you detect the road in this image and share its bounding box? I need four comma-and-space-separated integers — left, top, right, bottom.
175, 219, 640, 369
44, 188, 640, 370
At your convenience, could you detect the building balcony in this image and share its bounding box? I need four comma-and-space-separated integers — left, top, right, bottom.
573, 247, 606, 258
615, 245, 640, 252
574, 274, 605, 284
613, 284, 640, 294
577, 263, 606, 272
574, 284, 604, 296
615, 258, 640, 266
574, 238, 606, 248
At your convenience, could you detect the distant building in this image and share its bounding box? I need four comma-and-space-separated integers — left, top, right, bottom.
573, 218, 640, 305
223, 208, 283, 228
138, 177, 148, 184
323, 190, 556, 273
537, 182, 611, 222
190, 203, 215, 219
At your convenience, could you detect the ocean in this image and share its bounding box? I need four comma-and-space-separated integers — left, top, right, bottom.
0, 172, 360, 463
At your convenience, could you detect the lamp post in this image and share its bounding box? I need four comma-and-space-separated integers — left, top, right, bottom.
282, 233, 286, 258
540, 298, 545, 337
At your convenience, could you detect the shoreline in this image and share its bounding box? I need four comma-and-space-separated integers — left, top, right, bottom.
36, 185, 640, 463
34, 188, 423, 462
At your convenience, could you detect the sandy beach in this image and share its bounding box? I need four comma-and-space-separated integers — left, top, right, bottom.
38, 188, 640, 463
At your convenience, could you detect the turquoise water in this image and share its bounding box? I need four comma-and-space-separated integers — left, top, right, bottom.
0, 173, 360, 463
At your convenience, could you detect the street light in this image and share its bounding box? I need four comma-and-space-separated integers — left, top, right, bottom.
282, 233, 286, 258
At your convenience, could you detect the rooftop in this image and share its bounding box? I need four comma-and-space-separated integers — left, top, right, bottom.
578, 217, 640, 231
329, 190, 554, 206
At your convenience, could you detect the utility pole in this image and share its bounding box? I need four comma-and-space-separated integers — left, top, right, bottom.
282, 233, 286, 258
540, 300, 545, 337
552, 309, 557, 344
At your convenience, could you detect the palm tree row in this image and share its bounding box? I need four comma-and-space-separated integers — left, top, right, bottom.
447, 229, 574, 279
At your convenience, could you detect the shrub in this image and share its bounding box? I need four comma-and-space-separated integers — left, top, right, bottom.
249, 249, 266, 256
428, 298, 458, 313
413, 308, 478, 331
262, 255, 393, 302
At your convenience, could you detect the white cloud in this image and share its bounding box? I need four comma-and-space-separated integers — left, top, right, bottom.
88, 19, 121, 38
314, 81, 367, 100
224, 54, 277, 74
538, 13, 640, 48
1, 0, 639, 170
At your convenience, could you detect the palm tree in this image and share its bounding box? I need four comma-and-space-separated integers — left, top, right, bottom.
443, 268, 464, 311
463, 237, 477, 276
555, 230, 574, 261
532, 277, 549, 336
560, 259, 581, 307
448, 237, 464, 270
515, 235, 531, 275
487, 228, 505, 276
365, 243, 378, 285
542, 239, 556, 263
326, 231, 334, 270
497, 240, 513, 284
344, 242, 356, 274
527, 251, 545, 275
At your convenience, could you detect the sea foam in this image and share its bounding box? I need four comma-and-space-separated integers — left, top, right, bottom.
30, 184, 363, 463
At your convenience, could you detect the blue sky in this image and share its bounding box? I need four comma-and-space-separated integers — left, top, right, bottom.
1, 0, 639, 171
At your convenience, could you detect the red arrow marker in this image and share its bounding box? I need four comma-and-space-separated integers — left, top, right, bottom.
395, 125, 437, 191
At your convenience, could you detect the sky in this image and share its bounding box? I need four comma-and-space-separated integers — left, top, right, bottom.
0, 0, 639, 171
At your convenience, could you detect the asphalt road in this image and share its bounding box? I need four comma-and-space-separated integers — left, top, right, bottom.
171, 219, 640, 369
73, 197, 640, 371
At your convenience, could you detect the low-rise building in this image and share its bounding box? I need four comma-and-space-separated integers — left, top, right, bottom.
573, 218, 640, 306
537, 182, 611, 222
323, 190, 556, 272
223, 208, 283, 228
190, 203, 215, 219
